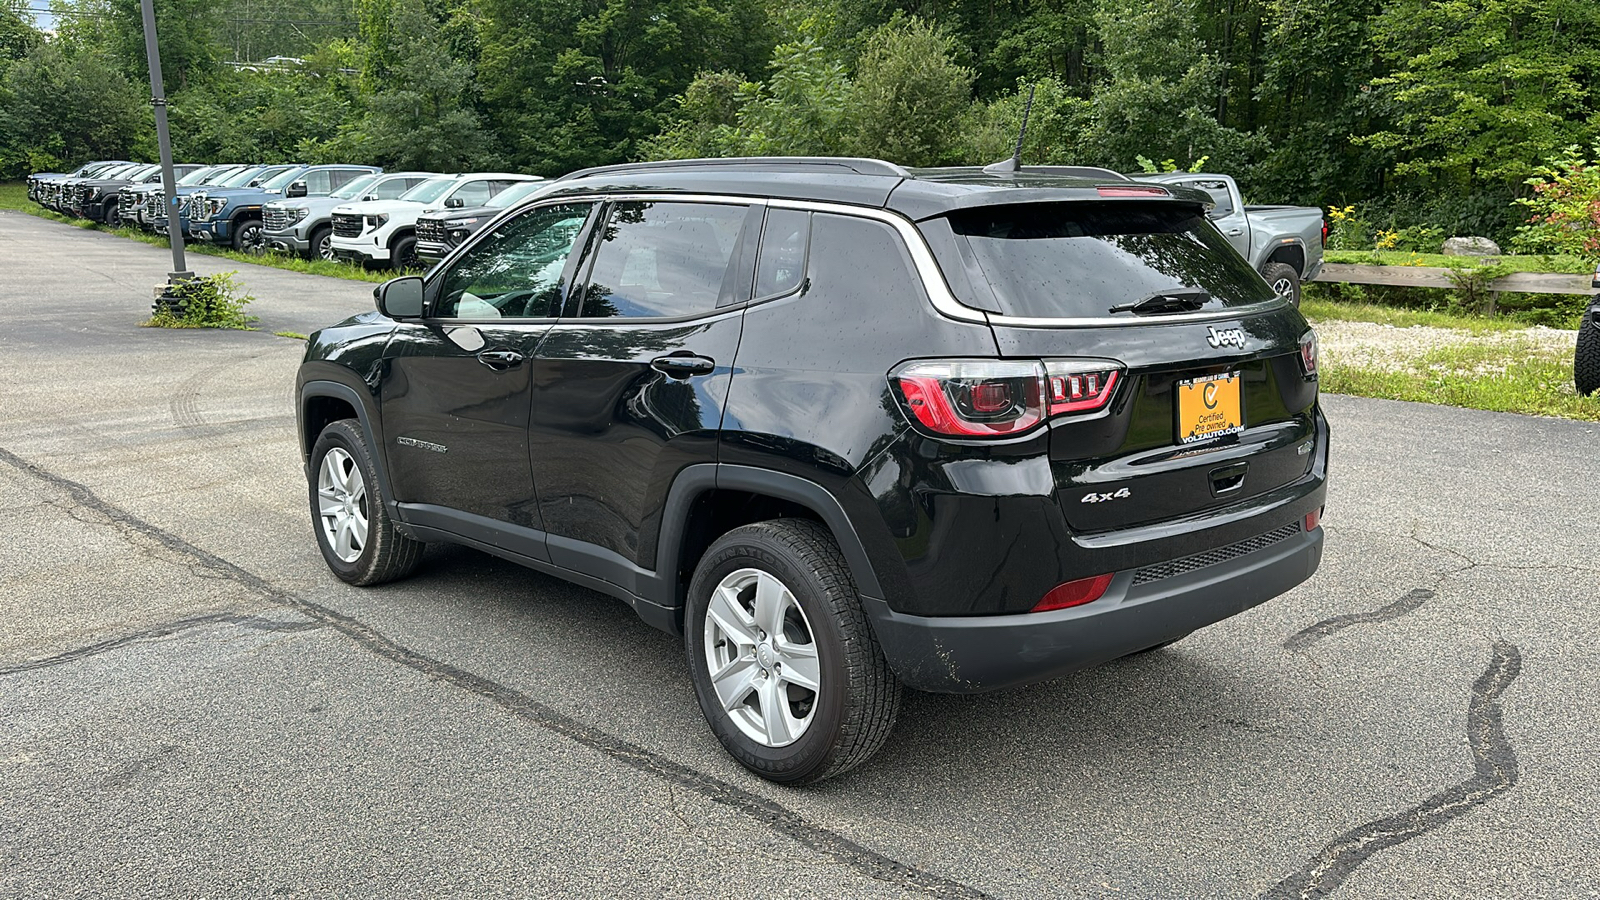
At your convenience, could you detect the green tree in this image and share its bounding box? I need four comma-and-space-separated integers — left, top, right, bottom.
845, 17, 974, 166
1362, 0, 1600, 191
0, 40, 143, 174
357, 0, 490, 170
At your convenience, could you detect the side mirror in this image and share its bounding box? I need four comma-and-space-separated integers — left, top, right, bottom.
247, 179, 264, 187
286, 181, 307, 198
375, 276, 425, 319
362, 194, 379, 201
445, 196, 465, 208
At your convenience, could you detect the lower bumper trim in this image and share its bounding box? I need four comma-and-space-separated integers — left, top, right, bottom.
865, 527, 1324, 694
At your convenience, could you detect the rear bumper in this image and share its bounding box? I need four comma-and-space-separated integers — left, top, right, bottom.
866, 524, 1323, 693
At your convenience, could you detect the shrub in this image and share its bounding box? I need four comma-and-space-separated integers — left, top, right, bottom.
145, 272, 256, 330
1512, 144, 1600, 258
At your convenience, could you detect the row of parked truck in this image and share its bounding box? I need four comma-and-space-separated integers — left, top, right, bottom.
24, 160, 544, 270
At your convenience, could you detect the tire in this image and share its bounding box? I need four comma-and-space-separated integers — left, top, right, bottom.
1261, 261, 1302, 308
390, 234, 419, 271
102, 203, 121, 228
233, 218, 267, 255
308, 225, 334, 262
308, 419, 424, 586
1576, 318, 1600, 396
685, 519, 902, 785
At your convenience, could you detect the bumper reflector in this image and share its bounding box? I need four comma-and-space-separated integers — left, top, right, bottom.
1305, 507, 1323, 532
1033, 573, 1114, 612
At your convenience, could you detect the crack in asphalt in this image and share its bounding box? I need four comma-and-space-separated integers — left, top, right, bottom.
1262, 641, 1523, 900
0, 613, 323, 676
0, 445, 996, 900
1284, 588, 1435, 651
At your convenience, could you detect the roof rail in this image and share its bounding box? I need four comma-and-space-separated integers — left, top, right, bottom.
554, 156, 912, 183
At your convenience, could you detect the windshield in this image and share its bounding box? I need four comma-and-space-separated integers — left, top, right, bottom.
399, 176, 457, 204
179, 168, 217, 186
220, 166, 273, 188
260, 167, 305, 191
331, 174, 380, 200
928, 202, 1276, 319
485, 181, 545, 209
203, 167, 249, 185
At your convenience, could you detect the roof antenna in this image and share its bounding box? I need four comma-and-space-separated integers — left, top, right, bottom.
983, 83, 1035, 175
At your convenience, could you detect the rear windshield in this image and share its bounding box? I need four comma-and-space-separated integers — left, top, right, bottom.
930, 202, 1275, 318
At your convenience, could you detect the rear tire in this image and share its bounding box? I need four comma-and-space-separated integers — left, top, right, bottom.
1261, 261, 1302, 308
685, 519, 902, 784
1576, 318, 1600, 396
308, 420, 424, 586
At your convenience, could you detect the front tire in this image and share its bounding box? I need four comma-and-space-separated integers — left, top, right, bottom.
685, 520, 902, 784
390, 234, 418, 271
1576, 317, 1600, 396
308, 225, 334, 261
308, 420, 424, 585
233, 219, 267, 255
1261, 261, 1302, 308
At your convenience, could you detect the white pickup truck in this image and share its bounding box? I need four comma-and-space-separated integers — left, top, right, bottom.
329, 172, 541, 270
1133, 172, 1325, 307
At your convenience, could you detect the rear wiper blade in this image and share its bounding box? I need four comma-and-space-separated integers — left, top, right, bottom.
1109, 290, 1211, 315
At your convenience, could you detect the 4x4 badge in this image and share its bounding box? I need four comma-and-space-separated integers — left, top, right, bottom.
1206, 326, 1246, 349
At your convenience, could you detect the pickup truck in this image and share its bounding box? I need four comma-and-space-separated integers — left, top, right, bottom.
189, 164, 378, 253
124, 165, 238, 230
75, 164, 206, 225
263, 170, 436, 260
155, 165, 297, 239
28, 161, 130, 205
1132, 172, 1325, 306
414, 179, 549, 264
329, 172, 539, 270
44, 162, 143, 214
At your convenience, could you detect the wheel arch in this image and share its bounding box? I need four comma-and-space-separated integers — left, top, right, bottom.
1264, 242, 1307, 276
651, 465, 887, 628
299, 379, 399, 521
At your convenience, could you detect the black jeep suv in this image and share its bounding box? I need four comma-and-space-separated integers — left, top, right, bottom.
296, 157, 1329, 783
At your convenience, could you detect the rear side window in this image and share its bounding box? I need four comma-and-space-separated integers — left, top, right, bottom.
933, 202, 1275, 319
575, 201, 748, 319
1179, 179, 1235, 218
372, 177, 415, 200
303, 170, 333, 195
755, 208, 810, 299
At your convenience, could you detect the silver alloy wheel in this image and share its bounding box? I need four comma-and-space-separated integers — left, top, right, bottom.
317, 447, 369, 563
316, 234, 334, 260
703, 567, 822, 748
1272, 276, 1295, 298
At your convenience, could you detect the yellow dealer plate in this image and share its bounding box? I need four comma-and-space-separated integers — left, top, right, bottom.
1177, 372, 1244, 444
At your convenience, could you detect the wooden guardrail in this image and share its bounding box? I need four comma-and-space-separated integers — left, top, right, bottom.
1314, 263, 1595, 295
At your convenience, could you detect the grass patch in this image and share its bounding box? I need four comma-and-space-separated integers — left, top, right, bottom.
1, 181, 389, 284
1324, 249, 1593, 274
274, 330, 308, 340
1301, 298, 1532, 334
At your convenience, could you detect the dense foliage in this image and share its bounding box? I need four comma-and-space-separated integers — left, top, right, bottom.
2, 0, 1599, 246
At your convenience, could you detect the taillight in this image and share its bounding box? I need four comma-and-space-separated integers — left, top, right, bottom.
892, 359, 1124, 438
1321, 218, 1329, 247
893, 361, 1045, 437
1046, 363, 1121, 415
1033, 573, 1114, 612
1298, 330, 1318, 379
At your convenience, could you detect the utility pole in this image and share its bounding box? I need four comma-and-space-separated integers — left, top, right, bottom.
139, 0, 191, 284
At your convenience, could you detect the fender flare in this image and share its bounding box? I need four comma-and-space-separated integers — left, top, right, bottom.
298, 380, 399, 518
651, 464, 885, 610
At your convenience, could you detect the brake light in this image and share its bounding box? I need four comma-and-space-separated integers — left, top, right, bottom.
892, 359, 1124, 438
1298, 330, 1318, 379
893, 361, 1045, 437
1097, 186, 1169, 198
1033, 573, 1114, 612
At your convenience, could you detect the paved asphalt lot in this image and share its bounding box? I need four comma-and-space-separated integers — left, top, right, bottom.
2, 211, 1597, 899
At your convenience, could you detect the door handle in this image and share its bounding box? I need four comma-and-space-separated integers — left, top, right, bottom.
477, 348, 525, 370
1226, 228, 1244, 236
651, 355, 716, 379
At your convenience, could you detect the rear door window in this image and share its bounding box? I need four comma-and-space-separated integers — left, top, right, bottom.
755, 208, 809, 300
572, 201, 749, 319
930, 202, 1275, 319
